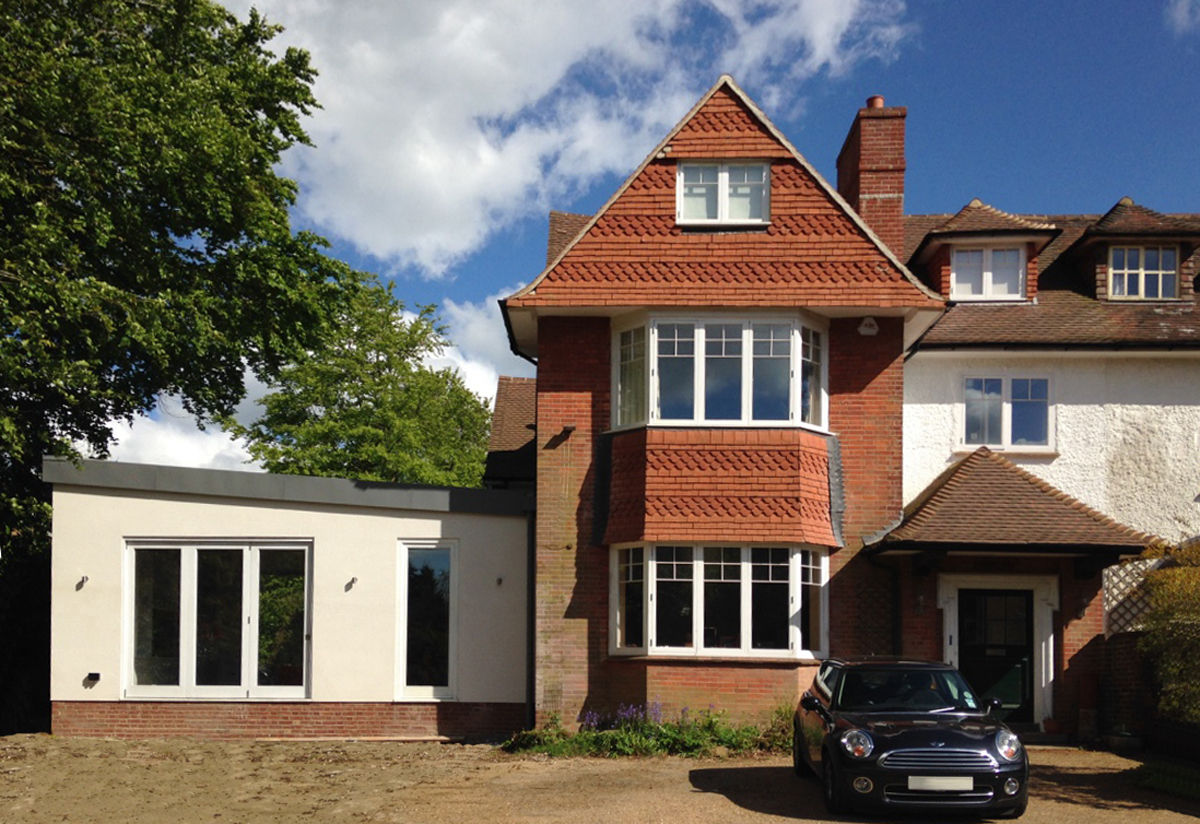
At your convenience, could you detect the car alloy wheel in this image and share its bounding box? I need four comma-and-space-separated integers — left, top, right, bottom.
822, 755, 849, 814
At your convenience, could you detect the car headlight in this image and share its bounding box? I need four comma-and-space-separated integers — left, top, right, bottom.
995, 729, 1022, 762
840, 729, 874, 759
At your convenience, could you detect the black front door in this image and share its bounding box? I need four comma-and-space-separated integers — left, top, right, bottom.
957, 589, 1034, 723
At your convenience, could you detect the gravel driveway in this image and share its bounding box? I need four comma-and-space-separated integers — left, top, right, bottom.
2, 735, 1197, 823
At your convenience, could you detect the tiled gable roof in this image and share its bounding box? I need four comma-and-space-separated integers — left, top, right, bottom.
506, 76, 939, 319
546, 211, 591, 265
1089, 196, 1200, 236
882, 447, 1157, 549
483, 376, 536, 486
932, 199, 1057, 234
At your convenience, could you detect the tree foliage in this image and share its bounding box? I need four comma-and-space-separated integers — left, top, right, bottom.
226, 281, 491, 487
1140, 545, 1200, 724
0, 0, 361, 730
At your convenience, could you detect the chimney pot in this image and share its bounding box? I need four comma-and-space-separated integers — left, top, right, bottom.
867, 94, 885, 109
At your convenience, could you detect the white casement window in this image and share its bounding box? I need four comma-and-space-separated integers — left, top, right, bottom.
125, 541, 310, 699
677, 163, 769, 225
396, 540, 457, 700
609, 544, 827, 659
950, 247, 1025, 300
611, 315, 827, 429
963, 376, 1052, 450
1109, 246, 1179, 299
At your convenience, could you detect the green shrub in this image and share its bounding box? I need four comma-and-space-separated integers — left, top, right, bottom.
502, 703, 794, 758
1140, 546, 1200, 724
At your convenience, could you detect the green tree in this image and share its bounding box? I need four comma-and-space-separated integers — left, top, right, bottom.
1140, 545, 1200, 724
227, 280, 491, 487
0, 0, 361, 730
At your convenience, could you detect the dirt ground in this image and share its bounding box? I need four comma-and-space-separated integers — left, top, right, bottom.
2, 735, 1199, 823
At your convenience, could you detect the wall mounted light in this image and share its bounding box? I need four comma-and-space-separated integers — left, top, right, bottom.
857, 317, 879, 336
76, 575, 89, 591
345, 576, 358, 592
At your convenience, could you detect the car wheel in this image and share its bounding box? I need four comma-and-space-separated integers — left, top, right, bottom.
791, 720, 809, 776
822, 753, 849, 814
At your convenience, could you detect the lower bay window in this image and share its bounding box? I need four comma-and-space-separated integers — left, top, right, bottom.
610, 544, 826, 658
126, 541, 310, 698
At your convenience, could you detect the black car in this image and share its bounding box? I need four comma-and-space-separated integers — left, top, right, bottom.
794, 658, 1028, 818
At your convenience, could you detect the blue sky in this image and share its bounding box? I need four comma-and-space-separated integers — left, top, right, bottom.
108, 0, 1200, 468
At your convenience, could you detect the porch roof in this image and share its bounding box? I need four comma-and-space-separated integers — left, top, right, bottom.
873, 447, 1160, 552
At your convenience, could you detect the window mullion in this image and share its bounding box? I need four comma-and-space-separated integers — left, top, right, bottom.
741, 324, 753, 423
693, 325, 705, 422
647, 548, 656, 649
1002, 377, 1013, 448
180, 546, 197, 693
692, 550, 703, 657
244, 547, 258, 696
741, 547, 752, 653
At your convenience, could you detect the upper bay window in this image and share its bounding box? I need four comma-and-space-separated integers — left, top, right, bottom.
677, 162, 769, 225
612, 316, 826, 429
610, 544, 826, 659
950, 247, 1025, 300
127, 541, 310, 699
1109, 246, 1178, 299
963, 376, 1052, 451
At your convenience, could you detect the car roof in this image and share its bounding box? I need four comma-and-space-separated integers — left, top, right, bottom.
825, 657, 954, 670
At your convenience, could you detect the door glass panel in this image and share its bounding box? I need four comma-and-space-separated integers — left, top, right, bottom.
407, 548, 451, 687
257, 550, 306, 687
133, 549, 180, 686
195, 549, 243, 686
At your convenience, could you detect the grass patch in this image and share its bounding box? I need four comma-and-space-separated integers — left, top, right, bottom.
1130, 757, 1200, 800
503, 703, 793, 758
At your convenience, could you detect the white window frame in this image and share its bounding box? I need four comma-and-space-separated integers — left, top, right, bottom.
1108, 245, 1180, 300
676, 162, 770, 225
950, 246, 1026, 301
396, 539, 458, 701
608, 544, 828, 660
958, 374, 1055, 453
122, 540, 312, 700
610, 313, 828, 430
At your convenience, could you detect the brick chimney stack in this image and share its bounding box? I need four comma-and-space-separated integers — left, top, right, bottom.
836, 95, 906, 256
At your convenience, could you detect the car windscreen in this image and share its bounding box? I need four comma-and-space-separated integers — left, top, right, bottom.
833, 668, 982, 713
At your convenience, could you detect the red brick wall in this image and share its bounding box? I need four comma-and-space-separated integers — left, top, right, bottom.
534, 316, 611, 726
51, 701, 524, 741
836, 103, 907, 257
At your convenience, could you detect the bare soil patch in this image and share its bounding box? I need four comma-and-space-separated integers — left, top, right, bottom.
2, 734, 1198, 823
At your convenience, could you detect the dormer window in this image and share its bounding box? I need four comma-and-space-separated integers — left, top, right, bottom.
677, 163, 769, 225
950, 247, 1025, 300
1109, 246, 1178, 299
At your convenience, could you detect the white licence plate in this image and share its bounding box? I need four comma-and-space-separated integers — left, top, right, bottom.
907, 775, 974, 791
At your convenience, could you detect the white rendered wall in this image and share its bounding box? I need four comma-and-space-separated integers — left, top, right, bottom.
905, 352, 1200, 543
50, 486, 528, 704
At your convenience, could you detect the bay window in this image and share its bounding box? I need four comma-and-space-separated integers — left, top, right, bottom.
127, 541, 310, 698
612, 315, 827, 428
611, 544, 826, 658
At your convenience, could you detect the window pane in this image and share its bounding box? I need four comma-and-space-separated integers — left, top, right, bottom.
196, 549, 243, 686
617, 548, 644, 648
1163, 248, 1177, 270
1162, 272, 1178, 298
727, 165, 765, 220
657, 323, 694, 420
257, 550, 306, 687
1011, 378, 1049, 446
751, 548, 789, 650
964, 377, 1003, 445
705, 324, 742, 420
655, 547, 693, 648
752, 323, 790, 421
1111, 248, 1125, 269
1145, 272, 1160, 298
407, 548, 451, 687
1145, 248, 1159, 270
990, 248, 1021, 296
703, 547, 741, 648
133, 549, 180, 686
953, 250, 984, 297
798, 551, 823, 652
801, 327, 823, 425
617, 327, 647, 426
681, 166, 717, 220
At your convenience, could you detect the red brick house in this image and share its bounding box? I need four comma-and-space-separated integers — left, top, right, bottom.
500, 75, 945, 727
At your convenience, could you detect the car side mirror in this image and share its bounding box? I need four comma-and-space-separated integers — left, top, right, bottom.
800, 694, 822, 712
986, 697, 1003, 715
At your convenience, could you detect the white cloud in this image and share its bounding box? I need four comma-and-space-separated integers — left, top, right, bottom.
434, 285, 536, 404
104, 396, 258, 471
1166, 0, 1200, 33
226, 0, 911, 275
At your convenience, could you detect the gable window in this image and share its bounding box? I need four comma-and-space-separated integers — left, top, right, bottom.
963, 376, 1051, 450
127, 541, 310, 699
951, 247, 1025, 300
398, 540, 457, 699
612, 316, 826, 429
1109, 246, 1178, 299
611, 544, 826, 658
677, 163, 769, 224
